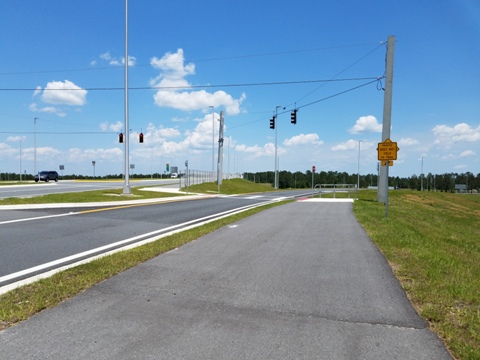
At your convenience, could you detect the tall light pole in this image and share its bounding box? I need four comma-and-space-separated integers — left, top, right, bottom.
209, 106, 215, 182
421, 156, 424, 191
357, 140, 362, 189
19, 138, 22, 182
274, 105, 281, 189
34, 117, 38, 176
122, 0, 131, 194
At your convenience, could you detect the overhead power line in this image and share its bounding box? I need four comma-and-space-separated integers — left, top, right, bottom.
0, 77, 382, 92
0, 42, 380, 76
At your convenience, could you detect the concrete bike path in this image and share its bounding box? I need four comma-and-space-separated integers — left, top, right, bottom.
0, 200, 451, 359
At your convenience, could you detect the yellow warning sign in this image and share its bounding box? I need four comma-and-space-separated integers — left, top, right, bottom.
377, 138, 399, 161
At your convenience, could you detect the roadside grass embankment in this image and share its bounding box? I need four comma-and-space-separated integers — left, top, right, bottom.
184, 178, 275, 194
354, 190, 480, 360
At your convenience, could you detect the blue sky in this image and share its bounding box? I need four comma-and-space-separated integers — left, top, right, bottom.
1, 0, 479, 178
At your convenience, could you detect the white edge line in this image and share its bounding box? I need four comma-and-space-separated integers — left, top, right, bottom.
0, 200, 274, 295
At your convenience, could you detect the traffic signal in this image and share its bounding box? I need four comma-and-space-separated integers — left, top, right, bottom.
139, 132, 144, 143
119, 132, 124, 143
269, 116, 275, 129
291, 109, 297, 125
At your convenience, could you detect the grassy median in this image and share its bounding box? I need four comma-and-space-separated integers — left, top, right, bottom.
354, 190, 480, 360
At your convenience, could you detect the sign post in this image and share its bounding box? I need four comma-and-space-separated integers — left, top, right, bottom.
312, 166, 316, 189
376, 138, 399, 217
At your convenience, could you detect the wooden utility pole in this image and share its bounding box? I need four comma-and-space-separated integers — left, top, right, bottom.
378, 35, 395, 203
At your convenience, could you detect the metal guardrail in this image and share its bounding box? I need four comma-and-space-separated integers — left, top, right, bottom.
314, 184, 357, 199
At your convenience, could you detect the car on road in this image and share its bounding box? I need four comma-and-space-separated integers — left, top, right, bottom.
34, 171, 59, 182
171, 173, 178, 178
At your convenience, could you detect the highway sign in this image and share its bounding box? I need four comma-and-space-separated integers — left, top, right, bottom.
377, 138, 399, 160
381, 160, 394, 166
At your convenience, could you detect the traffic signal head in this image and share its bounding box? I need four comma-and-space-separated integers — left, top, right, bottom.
269, 116, 275, 129
291, 109, 297, 125
119, 132, 124, 143
139, 132, 144, 143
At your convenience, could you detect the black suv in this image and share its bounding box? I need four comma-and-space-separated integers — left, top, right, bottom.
34, 171, 59, 182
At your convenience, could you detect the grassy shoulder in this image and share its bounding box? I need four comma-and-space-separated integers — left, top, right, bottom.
0, 200, 289, 331
0, 185, 184, 205
353, 190, 480, 360
184, 178, 276, 194
0, 178, 275, 205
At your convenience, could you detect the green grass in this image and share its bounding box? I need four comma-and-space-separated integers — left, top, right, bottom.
0, 201, 287, 331
2, 180, 479, 358
0, 186, 184, 205
354, 190, 480, 360
185, 178, 276, 194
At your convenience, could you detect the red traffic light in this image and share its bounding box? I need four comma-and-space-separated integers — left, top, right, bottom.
119, 132, 124, 143
269, 116, 275, 129
291, 109, 297, 125
139, 132, 144, 143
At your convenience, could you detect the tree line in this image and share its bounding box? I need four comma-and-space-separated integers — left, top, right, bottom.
2, 170, 479, 192
243, 170, 480, 192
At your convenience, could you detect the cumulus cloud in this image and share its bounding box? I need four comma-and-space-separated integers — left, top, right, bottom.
6, 136, 27, 142
331, 139, 359, 151
459, 150, 476, 157
29, 103, 66, 117
235, 142, 286, 158
348, 115, 382, 134
432, 123, 480, 145
100, 121, 123, 132
33, 80, 87, 106
283, 133, 323, 146
98, 52, 136, 66
150, 49, 245, 115
67, 147, 123, 163
398, 137, 419, 146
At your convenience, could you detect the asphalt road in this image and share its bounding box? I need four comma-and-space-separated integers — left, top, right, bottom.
0, 189, 313, 289
0, 179, 178, 199
0, 201, 451, 359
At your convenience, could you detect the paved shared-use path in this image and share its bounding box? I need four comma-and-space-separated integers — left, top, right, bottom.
0, 199, 451, 359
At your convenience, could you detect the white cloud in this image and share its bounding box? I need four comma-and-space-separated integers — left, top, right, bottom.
398, 137, 419, 146
35, 80, 87, 106
29, 103, 66, 117
150, 49, 245, 115
432, 123, 480, 146
235, 142, 286, 158
100, 121, 123, 132
348, 115, 382, 134
146, 123, 181, 138
6, 136, 26, 142
98, 52, 136, 66
150, 49, 195, 79
459, 150, 476, 157
67, 147, 123, 163
283, 133, 323, 146
331, 139, 359, 151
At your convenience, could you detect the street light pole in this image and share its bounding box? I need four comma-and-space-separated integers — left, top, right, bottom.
274, 105, 281, 189
357, 140, 362, 189
19, 139, 22, 182
210, 106, 215, 182
34, 117, 37, 176
122, 0, 131, 194
421, 157, 424, 191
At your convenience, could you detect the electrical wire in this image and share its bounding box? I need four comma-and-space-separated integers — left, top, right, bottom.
292, 42, 386, 107
0, 42, 379, 76
0, 77, 381, 92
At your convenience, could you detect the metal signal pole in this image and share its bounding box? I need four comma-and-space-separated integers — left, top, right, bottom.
123, 0, 131, 194
378, 35, 395, 203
